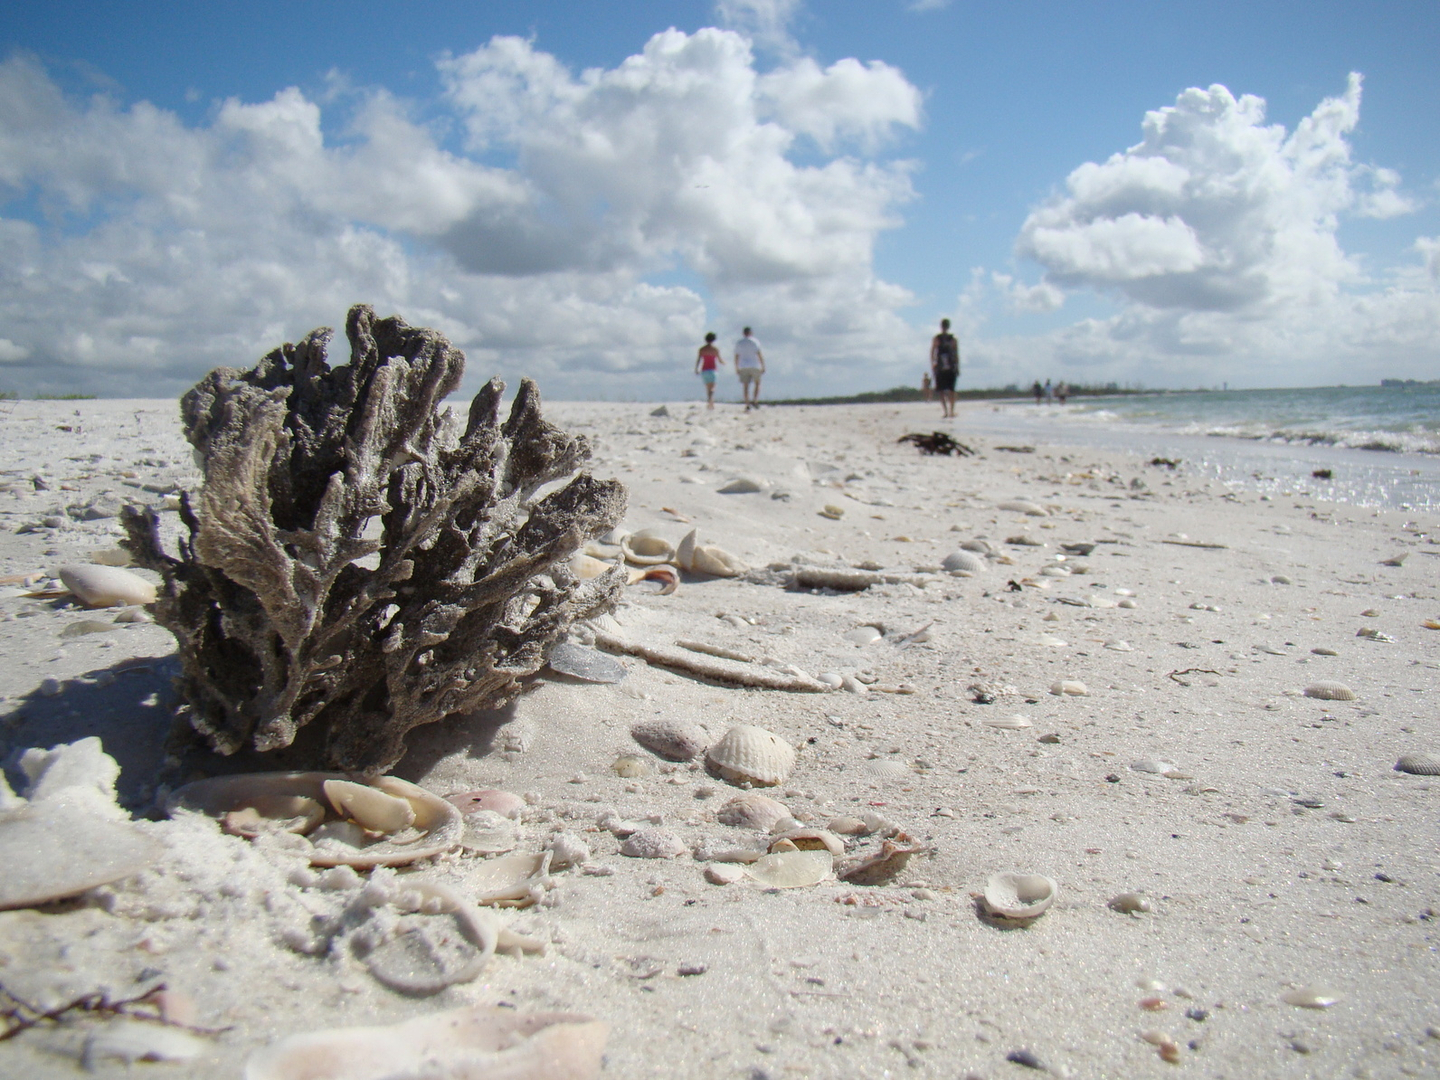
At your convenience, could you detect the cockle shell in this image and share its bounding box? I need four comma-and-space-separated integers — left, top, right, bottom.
691, 544, 747, 577
631, 718, 709, 762
983, 872, 1057, 920
324, 780, 416, 834
1303, 681, 1356, 701
997, 499, 1048, 516
167, 773, 462, 868
243, 1007, 608, 1080
471, 851, 552, 906
744, 849, 833, 888
1394, 753, 1440, 776
942, 550, 987, 573
706, 725, 796, 787
716, 792, 791, 830
621, 528, 675, 566
58, 564, 156, 608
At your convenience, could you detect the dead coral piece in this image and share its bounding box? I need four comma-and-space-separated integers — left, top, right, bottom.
897, 432, 975, 456
124, 306, 627, 775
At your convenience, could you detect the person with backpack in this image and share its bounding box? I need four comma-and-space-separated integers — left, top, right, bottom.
930, 318, 960, 419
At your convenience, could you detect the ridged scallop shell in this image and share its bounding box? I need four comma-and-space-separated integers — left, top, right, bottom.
983, 872, 1057, 920
167, 773, 462, 868
716, 793, 790, 829
1303, 681, 1356, 701
621, 528, 675, 566
706, 725, 796, 787
744, 849, 833, 888
243, 1006, 608, 1080
1395, 752, 1440, 776
997, 499, 1048, 516
942, 550, 987, 573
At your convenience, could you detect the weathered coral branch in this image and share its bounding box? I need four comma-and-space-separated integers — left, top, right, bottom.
124, 305, 626, 774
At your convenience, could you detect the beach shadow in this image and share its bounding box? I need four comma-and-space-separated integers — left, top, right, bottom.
0, 653, 181, 812
391, 696, 524, 783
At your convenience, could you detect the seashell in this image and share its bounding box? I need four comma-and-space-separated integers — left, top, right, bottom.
362, 880, 498, 994
167, 773, 462, 868
546, 832, 590, 868
58, 565, 156, 608
447, 789, 527, 819
942, 550, 987, 573
83, 1020, 208, 1065
768, 815, 802, 834
705, 862, 747, 885
706, 725, 796, 787
744, 849, 833, 888
113, 605, 151, 624
325, 780, 416, 834
865, 758, 909, 778
819, 504, 845, 520
243, 1006, 608, 1080
1130, 759, 1189, 779
1394, 752, 1440, 776
1104, 640, 1134, 651
1006, 534, 1044, 546
961, 538, 995, 554
472, 851, 553, 906
1311, 646, 1338, 656
717, 476, 765, 494
1108, 892, 1152, 913
983, 715, 1032, 730
0, 802, 165, 911
621, 528, 676, 566
570, 553, 617, 580
626, 564, 679, 594
817, 672, 844, 688
548, 641, 627, 683
837, 836, 926, 886
691, 544, 747, 577
983, 871, 1057, 920
220, 794, 327, 838
997, 499, 1047, 516
843, 625, 883, 645
1039, 565, 1069, 578
631, 718, 709, 762
1049, 680, 1088, 696
1303, 681, 1356, 701
612, 754, 653, 778
1038, 634, 1067, 647
716, 793, 790, 830
769, 828, 845, 857
620, 827, 687, 859
826, 815, 868, 835
1282, 984, 1340, 1009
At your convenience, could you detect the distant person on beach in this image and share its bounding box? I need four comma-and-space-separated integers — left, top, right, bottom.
1032, 380, 1043, 404
921, 371, 933, 402
1043, 378, 1053, 403
694, 332, 724, 410
1056, 381, 1068, 405
930, 318, 960, 419
734, 327, 765, 411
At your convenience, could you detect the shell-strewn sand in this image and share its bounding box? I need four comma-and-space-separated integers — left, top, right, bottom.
1, 398, 1437, 1078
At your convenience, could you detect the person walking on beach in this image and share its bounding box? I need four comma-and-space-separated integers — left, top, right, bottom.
1042, 378, 1053, 404
695, 332, 724, 410
1032, 380, 1044, 405
930, 318, 960, 419
1055, 381, 1068, 406
734, 327, 765, 411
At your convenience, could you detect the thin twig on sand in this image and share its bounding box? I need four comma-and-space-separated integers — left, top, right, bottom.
590, 630, 829, 692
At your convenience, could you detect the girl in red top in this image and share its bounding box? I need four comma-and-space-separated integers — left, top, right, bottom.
695, 332, 724, 410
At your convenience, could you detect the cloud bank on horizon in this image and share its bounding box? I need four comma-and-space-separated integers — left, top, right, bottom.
0, 6, 1435, 398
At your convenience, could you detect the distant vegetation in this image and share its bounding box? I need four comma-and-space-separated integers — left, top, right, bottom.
35, 393, 99, 400
0, 390, 18, 401
767, 382, 1141, 406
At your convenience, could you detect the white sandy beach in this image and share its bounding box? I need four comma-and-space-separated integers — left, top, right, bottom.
1, 396, 1437, 1079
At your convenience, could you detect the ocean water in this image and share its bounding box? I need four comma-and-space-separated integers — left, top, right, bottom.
957, 385, 1440, 511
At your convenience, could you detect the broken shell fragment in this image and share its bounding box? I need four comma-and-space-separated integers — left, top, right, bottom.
621, 528, 676, 566
837, 836, 927, 886
361, 880, 497, 994
626, 564, 679, 594
324, 780, 416, 834
58, 565, 156, 608
983, 872, 1058, 920
706, 725, 797, 787
744, 849, 833, 888
1282, 985, 1341, 1009
768, 828, 845, 857
446, 789, 527, 819
1050, 680, 1089, 696
997, 499, 1047, 516
1303, 681, 1356, 701
547, 642, 627, 683
471, 851, 553, 906
1394, 753, 1440, 776
620, 828, 687, 859
611, 754, 653, 778
167, 773, 462, 868
1108, 892, 1152, 913
691, 544, 747, 577
243, 1006, 608, 1080
716, 793, 791, 830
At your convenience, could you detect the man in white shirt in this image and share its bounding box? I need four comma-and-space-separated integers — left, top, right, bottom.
733, 327, 765, 410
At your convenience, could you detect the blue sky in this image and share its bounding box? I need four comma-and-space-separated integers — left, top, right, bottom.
2, 0, 1437, 399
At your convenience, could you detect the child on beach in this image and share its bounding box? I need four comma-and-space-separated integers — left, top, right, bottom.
695, 332, 724, 409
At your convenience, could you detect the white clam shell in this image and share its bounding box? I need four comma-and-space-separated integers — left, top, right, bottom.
471, 851, 553, 906
324, 780, 416, 834
843, 625, 883, 645
621, 528, 675, 566
1282, 985, 1341, 1009
569, 553, 617, 580
942, 550, 987, 573
1049, 680, 1089, 696
716, 793, 791, 830
1303, 681, 1356, 701
58, 565, 156, 608
983, 871, 1058, 920
243, 1006, 608, 1080
691, 544, 747, 577
983, 715, 1032, 730
167, 773, 462, 868
997, 499, 1048, 516
706, 725, 797, 787
676, 529, 698, 571
744, 849, 833, 888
